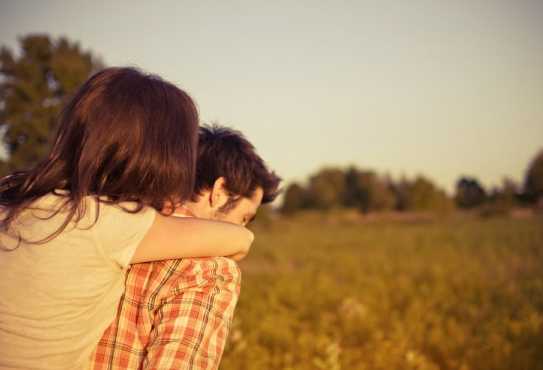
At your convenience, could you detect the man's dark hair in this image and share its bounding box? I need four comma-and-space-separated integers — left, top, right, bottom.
193, 124, 282, 212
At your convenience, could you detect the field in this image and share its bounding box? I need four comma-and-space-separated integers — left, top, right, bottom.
219, 212, 543, 370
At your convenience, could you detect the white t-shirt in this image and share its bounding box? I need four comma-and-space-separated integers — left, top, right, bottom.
0, 194, 156, 370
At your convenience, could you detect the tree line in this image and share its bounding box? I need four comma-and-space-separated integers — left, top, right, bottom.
280, 156, 543, 215
1, 34, 542, 216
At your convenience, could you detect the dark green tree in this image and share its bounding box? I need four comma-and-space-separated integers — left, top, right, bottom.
523, 149, 543, 204
454, 177, 487, 209
305, 168, 346, 210
281, 182, 307, 215
345, 167, 396, 213
397, 176, 454, 213
0, 34, 103, 176
344, 166, 360, 207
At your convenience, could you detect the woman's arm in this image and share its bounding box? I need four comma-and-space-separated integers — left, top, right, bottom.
130, 212, 254, 264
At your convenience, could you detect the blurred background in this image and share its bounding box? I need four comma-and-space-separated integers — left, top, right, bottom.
1, 1, 542, 369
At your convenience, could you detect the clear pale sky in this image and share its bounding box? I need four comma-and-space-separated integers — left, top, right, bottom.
1, 0, 542, 196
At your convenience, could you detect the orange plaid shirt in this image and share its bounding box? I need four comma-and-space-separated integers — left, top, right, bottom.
87, 210, 241, 370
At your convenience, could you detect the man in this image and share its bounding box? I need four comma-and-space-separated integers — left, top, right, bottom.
88, 124, 282, 369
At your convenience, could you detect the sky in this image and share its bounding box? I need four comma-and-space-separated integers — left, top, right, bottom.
1, 0, 542, 198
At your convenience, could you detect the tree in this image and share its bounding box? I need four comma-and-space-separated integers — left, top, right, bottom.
281, 182, 307, 215
0, 34, 103, 176
345, 167, 396, 213
523, 149, 543, 204
454, 177, 487, 209
305, 168, 346, 210
397, 176, 454, 213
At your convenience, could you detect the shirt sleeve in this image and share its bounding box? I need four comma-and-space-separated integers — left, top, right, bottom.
142, 258, 241, 370
93, 202, 156, 269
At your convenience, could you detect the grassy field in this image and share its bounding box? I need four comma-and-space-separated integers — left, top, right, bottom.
219, 212, 543, 370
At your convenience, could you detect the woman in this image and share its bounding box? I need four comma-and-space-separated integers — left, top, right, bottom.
0, 67, 253, 369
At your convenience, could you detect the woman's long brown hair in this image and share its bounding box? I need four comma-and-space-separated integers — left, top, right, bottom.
0, 67, 199, 245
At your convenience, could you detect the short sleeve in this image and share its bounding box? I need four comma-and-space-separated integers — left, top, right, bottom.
92, 202, 156, 269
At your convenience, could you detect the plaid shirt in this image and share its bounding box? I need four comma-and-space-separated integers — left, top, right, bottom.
87, 210, 241, 370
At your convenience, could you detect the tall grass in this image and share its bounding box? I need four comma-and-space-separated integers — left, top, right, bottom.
220, 214, 543, 370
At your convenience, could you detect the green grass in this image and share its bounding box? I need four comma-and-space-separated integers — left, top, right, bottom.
219, 214, 543, 370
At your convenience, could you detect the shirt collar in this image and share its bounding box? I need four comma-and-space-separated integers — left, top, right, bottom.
171, 207, 197, 218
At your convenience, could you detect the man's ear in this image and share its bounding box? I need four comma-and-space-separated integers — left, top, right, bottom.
209, 177, 229, 209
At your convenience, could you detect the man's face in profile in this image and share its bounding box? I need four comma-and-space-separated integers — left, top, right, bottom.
213, 187, 263, 227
